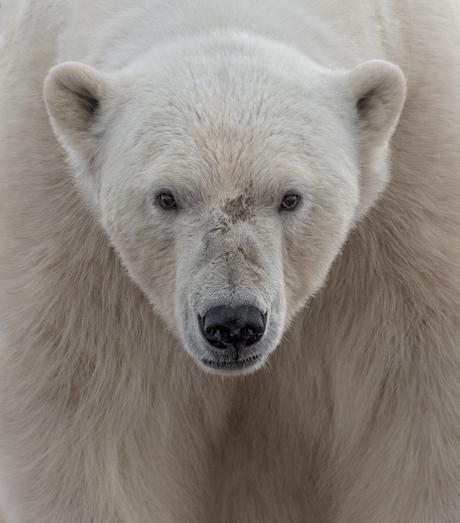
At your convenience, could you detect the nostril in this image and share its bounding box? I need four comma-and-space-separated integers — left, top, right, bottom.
204, 326, 230, 349
240, 326, 262, 346
199, 305, 266, 349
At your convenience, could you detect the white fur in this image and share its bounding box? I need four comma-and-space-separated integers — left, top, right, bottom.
0, 1, 459, 521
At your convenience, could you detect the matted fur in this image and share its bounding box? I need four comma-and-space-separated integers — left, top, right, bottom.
0, 1, 460, 522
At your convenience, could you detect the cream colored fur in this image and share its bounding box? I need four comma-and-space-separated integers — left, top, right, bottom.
0, 1, 460, 522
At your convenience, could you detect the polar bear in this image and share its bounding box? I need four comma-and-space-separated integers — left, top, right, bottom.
0, 0, 459, 521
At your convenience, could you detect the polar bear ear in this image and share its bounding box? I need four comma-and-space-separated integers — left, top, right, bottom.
44, 62, 108, 161
348, 59, 406, 146
345, 60, 406, 216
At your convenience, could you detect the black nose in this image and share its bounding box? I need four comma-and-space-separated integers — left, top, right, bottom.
200, 305, 266, 350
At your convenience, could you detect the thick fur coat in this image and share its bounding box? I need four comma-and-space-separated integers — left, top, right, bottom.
0, 1, 459, 522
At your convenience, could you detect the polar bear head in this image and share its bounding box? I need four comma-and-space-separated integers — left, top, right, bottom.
44, 32, 406, 375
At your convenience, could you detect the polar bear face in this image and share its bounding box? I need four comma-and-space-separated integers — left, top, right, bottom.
44, 33, 405, 375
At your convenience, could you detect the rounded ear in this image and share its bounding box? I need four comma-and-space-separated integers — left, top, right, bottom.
348, 60, 407, 145
344, 60, 406, 217
44, 61, 108, 156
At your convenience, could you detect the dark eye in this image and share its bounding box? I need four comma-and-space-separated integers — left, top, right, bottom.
156, 192, 177, 210
280, 193, 301, 211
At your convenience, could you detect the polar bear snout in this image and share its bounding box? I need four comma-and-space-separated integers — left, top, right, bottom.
174, 222, 287, 374
198, 304, 267, 351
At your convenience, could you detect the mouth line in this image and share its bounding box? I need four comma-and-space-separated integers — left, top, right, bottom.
201, 353, 262, 370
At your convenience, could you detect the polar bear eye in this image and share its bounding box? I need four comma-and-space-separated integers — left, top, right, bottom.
280, 193, 301, 211
156, 192, 177, 210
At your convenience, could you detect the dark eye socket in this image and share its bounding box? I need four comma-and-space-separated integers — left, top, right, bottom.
156, 192, 177, 210
280, 193, 301, 211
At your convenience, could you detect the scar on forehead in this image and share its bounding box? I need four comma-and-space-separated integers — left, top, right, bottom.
222, 194, 255, 224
